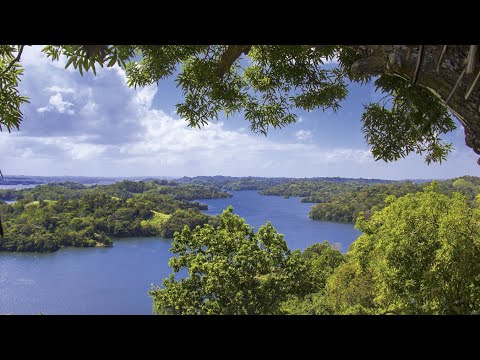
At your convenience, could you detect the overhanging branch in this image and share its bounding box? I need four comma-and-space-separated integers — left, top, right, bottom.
216, 45, 252, 76
347, 45, 480, 158
0, 45, 25, 77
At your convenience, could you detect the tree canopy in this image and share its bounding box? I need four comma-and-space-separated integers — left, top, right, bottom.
0, 180, 228, 251
322, 183, 480, 314
2, 45, 480, 164
150, 206, 309, 315
150, 186, 480, 315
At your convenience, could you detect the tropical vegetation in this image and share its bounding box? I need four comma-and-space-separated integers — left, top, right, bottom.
0, 180, 228, 252
152, 183, 480, 315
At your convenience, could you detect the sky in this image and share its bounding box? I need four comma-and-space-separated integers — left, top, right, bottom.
1, 45, 479, 180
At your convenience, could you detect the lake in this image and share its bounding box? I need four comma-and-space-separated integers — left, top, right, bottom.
199, 191, 360, 252
0, 190, 360, 315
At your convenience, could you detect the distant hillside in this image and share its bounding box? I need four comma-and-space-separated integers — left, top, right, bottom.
0, 175, 176, 187
308, 175, 480, 223
175, 176, 397, 190
0, 175, 119, 186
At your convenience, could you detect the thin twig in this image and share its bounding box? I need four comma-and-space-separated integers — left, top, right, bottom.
436, 45, 447, 73
446, 66, 467, 105
412, 45, 425, 84
465, 68, 480, 100
0, 45, 25, 77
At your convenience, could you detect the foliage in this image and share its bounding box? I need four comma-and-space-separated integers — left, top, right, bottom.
147, 181, 480, 315
177, 175, 394, 191
150, 206, 309, 315
268, 176, 480, 222
0, 181, 227, 252
362, 75, 455, 164
0, 45, 455, 163
319, 184, 480, 314
280, 241, 346, 315
0, 179, 231, 202
0, 45, 29, 131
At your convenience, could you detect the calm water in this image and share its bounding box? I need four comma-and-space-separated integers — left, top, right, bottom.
199, 191, 360, 252
0, 191, 360, 315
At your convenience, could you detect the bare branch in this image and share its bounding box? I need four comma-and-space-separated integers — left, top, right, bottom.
412, 45, 425, 84
216, 45, 252, 76
406, 47, 412, 61
436, 45, 447, 73
82, 45, 109, 59
465, 67, 480, 100
446, 66, 467, 104
0, 45, 25, 77
466, 45, 478, 74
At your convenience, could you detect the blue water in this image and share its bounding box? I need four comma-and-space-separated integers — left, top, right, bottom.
0, 238, 173, 315
199, 191, 360, 252
0, 191, 360, 315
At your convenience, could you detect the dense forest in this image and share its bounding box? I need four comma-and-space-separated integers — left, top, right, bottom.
0, 179, 231, 202
0, 180, 229, 252
152, 183, 480, 315
3, 177, 478, 253
256, 176, 480, 223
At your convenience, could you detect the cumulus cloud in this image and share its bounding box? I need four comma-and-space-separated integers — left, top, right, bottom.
37, 93, 75, 114
296, 129, 313, 141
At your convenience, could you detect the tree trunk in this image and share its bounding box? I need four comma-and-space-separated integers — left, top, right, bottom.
349, 45, 480, 158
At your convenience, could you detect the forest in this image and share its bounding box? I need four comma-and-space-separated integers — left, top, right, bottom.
177, 175, 394, 191
152, 183, 480, 315
256, 176, 480, 222
3, 176, 478, 253
0, 180, 229, 252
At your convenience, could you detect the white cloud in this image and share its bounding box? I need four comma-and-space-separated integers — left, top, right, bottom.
2, 45, 479, 179
37, 93, 75, 114
295, 129, 313, 141
297, 117, 304, 123
133, 85, 157, 109
45, 86, 75, 94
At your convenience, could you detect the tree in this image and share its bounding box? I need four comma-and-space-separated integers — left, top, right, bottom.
280, 241, 346, 315
149, 206, 308, 315
324, 183, 480, 314
3, 45, 480, 164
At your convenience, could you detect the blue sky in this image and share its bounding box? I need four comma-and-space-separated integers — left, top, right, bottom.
1, 45, 479, 180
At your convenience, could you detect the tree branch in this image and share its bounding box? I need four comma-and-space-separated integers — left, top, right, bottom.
82, 45, 108, 59
0, 45, 25, 77
446, 66, 467, 104
412, 45, 425, 84
216, 45, 252, 76
436, 45, 447, 73
347, 45, 480, 157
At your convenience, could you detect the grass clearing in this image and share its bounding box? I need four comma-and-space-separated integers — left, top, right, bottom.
141, 210, 171, 229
